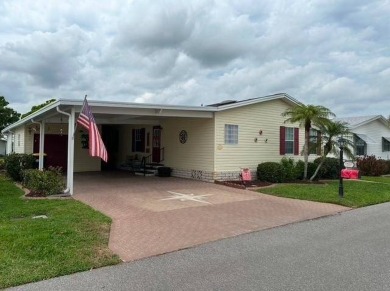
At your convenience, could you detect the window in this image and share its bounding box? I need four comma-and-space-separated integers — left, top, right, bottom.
132, 128, 145, 152
285, 127, 294, 154
309, 128, 321, 155
280, 126, 299, 155
383, 137, 390, 152
354, 135, 366, 156
224, 124, 238, 144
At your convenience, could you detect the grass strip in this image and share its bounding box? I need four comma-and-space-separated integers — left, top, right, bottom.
0, 175, 121, 288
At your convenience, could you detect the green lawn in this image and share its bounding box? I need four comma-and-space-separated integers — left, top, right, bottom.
258, 177, 390, 208
0, 175, 121, 289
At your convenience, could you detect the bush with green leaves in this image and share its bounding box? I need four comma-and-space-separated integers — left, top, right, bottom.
313, 157, 340, 179
257, 162, 284, 183
22, 166, 65, 196
356, 155, 389, 176
294, 160, 318, 180
5, 153, 35, 181
0, 158, 5, 170
280, 158, 300, 182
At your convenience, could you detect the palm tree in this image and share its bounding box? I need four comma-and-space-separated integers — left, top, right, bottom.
282, 104, 335, 180
309, 120, 354, 181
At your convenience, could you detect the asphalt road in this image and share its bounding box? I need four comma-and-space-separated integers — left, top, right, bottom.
9, 202, 390, 291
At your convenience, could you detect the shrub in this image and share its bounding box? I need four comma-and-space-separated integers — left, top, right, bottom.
0, 158, 5, 170
257, 162, 284, 183
356, 155, 389, 176
280, 158, 299, 182
385, 161, 390, 175
295, 160, 318, 180
5, 153, 35, 181
313, 157, 340, 179
22, 166, 65, 196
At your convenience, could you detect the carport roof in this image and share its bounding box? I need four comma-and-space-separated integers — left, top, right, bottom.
2, 93, 300, 133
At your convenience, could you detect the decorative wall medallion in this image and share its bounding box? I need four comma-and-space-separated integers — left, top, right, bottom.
179, 130, 188, 144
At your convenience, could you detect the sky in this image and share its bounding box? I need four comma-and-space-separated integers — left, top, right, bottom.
0, 0, 389, 117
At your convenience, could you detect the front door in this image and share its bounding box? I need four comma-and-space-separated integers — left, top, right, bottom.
33, 134, 68, 170
152, 126, 161, 163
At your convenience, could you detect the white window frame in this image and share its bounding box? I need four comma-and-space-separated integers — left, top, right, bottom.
224, 124, 238, 145
285, 127, 294, 154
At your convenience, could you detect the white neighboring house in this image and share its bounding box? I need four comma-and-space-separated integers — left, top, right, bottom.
0, 137, 6, 156
336, 115, 390, 160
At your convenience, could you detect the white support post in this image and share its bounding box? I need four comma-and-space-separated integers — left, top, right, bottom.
38, 120, 45, 170
6, 132, 13, 154
67, 107, 75, 195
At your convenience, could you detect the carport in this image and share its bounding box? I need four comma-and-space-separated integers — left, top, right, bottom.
73, 172, 349, 262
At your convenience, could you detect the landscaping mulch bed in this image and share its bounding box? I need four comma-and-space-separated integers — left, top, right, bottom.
215, 180, 272, 190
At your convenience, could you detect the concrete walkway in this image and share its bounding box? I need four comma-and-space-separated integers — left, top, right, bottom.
74, 172, 349, 262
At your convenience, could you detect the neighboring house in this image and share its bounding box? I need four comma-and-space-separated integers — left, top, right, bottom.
0, 137, 6, 156
336, 115, 390, 160
1, 93, 316, 194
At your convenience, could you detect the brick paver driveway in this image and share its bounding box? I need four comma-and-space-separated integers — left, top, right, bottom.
74, 172, 349, 262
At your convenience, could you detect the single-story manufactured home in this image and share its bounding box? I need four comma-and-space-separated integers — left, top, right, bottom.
336, 115, 390, 160
2, 93, 316, 194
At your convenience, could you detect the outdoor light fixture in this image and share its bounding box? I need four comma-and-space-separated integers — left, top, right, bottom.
338, 137, 346, 198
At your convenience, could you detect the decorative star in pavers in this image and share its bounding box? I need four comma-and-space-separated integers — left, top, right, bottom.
160, 191, 213, 204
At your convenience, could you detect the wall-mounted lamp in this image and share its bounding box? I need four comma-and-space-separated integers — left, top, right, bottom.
28, 125, 39, 135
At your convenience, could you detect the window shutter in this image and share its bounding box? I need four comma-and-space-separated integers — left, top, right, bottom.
280, 126, 286, 155
132, 129, 135, 152
294, 128, 299, 155
140, 128, 146, 152
316, 131, 322, 155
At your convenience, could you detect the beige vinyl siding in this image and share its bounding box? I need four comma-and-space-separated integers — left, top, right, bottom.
117, 124, 154, 166
74, 127, 101, 172
162, 117, 215, 171
13, 126, 25, 153
215, 99, 302, 171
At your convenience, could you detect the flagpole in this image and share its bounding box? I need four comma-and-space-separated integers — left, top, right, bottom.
73, 95, 87, 138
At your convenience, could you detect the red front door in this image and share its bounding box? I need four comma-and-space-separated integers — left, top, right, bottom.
33, 134, 68, 170
152, 126, 161, 163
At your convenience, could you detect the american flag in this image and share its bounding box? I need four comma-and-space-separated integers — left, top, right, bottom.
77, 97, 108, 162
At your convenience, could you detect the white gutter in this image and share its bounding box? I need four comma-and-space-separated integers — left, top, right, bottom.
56, 106, 75, 195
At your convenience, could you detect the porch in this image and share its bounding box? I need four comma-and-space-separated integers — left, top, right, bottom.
73, 172, 349, 262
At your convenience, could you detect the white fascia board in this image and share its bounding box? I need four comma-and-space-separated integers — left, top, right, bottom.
1, 100, 62, 133
58, 99, 217, 112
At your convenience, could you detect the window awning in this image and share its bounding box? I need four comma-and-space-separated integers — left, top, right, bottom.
355, 133, 376, 144
383, 137, 390, 143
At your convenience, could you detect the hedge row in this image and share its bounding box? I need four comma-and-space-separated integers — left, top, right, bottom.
257, 157, 341, 183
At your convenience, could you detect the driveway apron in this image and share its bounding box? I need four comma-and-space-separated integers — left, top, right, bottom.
74, 172, 349, 262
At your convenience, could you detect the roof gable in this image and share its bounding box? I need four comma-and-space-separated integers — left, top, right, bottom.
209, 93, 302, 111
335, 115, 389, 129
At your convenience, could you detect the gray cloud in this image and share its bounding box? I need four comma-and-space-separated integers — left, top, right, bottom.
0, 0, 389, 118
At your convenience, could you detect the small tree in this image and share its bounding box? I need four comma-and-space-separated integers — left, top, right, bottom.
310, 121, 354, 181
0, 96, 20, 134
282, 104, 335, 180
21, 99, 56, 119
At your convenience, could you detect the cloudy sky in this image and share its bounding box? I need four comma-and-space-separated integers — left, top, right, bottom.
1, 0, 389, 117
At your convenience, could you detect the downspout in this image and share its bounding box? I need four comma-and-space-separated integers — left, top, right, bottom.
56, 106, 75, 195
31, 119, 45, 170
